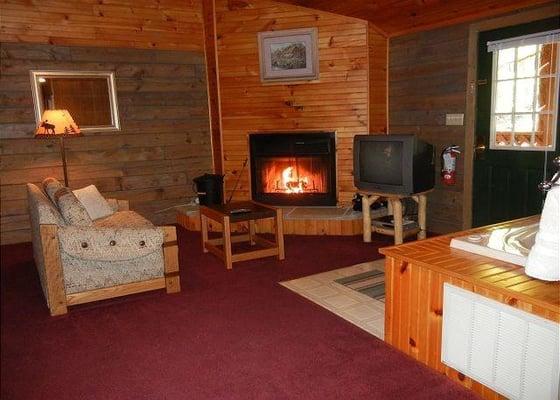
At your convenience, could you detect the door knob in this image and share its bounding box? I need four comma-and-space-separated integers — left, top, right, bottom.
474, 136, 486, 159
474, 143, 486, 151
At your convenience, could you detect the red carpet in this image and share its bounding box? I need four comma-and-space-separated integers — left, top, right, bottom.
1, 228, 479, 399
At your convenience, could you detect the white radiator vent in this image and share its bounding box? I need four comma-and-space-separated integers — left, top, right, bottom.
442, 283, 559, 400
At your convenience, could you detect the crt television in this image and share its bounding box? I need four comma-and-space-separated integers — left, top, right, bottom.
353, 134, 435, 195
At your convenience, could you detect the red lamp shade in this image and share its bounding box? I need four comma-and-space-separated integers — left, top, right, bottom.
35, 109, 81, 137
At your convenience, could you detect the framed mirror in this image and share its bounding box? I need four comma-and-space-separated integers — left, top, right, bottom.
30, 70, 120, 132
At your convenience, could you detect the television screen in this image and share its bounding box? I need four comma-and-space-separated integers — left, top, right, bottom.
359, 141, 403, 186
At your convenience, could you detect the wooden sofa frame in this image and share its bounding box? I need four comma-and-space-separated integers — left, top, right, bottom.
38, 200, 180, 316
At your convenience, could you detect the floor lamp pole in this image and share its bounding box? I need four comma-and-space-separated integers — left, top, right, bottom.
59, 136, 69, 187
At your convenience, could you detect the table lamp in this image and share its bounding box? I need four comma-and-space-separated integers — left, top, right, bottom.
35, 109, 81, 186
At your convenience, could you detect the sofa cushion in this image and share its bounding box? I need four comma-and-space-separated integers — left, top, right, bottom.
55, 187, 93, 226
57, 213, 164, 262
42, 177, 65, 204
72, 185, 114, 220
94, 210, 154, 229
61, 251, 164, 294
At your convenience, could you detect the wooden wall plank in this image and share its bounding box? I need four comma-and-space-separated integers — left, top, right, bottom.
0, 0, 205, 52
202, 0, 224, 173
368, 24, 388, 134
0, 43, 213, 244
389, 24, 469, 234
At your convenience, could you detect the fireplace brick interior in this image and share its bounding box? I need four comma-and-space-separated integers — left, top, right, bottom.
249, 132, 337, 206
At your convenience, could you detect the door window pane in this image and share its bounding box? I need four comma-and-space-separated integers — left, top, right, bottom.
495, 81, 514, 113
516, 45, 537, 78
515, 78, 535, 112
535, 77, 556, 112
514, 114, 534, 132
495, 133, 512, 146
514, 134, 532, 146
535, 113, 554, 146
538, 43, 557, 76
495, 114, 513, 132
497, 48, 515, 80
490, 42, 558, 151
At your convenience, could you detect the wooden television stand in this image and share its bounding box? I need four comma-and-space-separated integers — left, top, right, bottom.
360, 190, 431, 245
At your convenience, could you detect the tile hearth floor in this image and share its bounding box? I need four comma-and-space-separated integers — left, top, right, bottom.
280, 259, 386, 339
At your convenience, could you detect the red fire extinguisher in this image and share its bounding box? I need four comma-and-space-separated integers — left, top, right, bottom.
441, 145, 460, 185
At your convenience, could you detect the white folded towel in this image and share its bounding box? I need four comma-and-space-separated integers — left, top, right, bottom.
525, 186, 560, 281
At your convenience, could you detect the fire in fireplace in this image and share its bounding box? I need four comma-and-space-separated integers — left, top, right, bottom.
249, 132, 336, 206
260, 158, 327, 194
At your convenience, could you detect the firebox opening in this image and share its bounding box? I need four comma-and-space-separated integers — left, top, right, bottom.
249, 132, 337, 206
259, 157, 328, 195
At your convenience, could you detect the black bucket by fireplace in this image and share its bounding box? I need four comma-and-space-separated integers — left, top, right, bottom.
249, 132, 337, 206
193, 174, 224, 206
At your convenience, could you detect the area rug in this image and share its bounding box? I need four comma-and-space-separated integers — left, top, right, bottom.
280, 259, 386, 339
335, 269, 385, 302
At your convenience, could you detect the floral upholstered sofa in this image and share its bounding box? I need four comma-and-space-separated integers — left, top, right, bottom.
27, 178, 180, 316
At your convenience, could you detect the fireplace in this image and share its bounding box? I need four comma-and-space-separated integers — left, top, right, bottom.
249, 132, 337, 206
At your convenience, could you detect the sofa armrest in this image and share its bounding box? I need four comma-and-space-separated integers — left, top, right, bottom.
39, 224, 68, 316
162, 226, 180, 293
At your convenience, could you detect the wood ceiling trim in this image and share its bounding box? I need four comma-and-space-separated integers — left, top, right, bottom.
387, 0, 556, 37
272, 0, 556, 37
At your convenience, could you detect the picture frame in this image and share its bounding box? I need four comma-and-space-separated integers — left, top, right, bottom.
257, 28, 319, 83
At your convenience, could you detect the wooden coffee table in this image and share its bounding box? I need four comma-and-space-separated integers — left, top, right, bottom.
199, 201, 285, 269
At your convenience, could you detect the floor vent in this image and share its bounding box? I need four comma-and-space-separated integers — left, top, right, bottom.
442, 283, 559, 400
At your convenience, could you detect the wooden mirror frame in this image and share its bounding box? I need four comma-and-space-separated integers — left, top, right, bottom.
30, 70, 121, 132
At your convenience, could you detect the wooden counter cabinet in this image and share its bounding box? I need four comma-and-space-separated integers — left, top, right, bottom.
380, 216, 560, 400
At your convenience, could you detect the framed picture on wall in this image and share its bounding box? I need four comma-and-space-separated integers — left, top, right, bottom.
257, 28, 319, 83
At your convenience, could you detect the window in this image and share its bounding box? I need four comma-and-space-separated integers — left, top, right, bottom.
488, 31, 559, 151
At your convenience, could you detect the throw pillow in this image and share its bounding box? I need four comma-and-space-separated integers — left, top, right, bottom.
42, 177, 65, 204
72, 185, 114, 221
54, 187, 93, 226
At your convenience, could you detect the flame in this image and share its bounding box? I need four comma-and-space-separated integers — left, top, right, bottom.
281, 166, 309, 193
260, 159, 325, 194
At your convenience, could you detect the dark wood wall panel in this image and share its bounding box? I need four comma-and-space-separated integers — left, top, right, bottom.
389, 25, 469, 234
0, 43, 213, 244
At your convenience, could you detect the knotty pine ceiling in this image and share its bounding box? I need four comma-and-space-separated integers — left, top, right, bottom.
273, 0, 555, 36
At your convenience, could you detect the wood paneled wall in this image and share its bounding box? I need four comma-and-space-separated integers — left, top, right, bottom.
389, 25, 469, 234
214, 0, 386, 205
369, 24, 388, 134
0, 0, 213, 245
201, 0, 224, 173
0, 0, 205, 52
0, 43, 213, 244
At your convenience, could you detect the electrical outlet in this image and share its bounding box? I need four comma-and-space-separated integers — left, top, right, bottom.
446, 113, 464, 126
